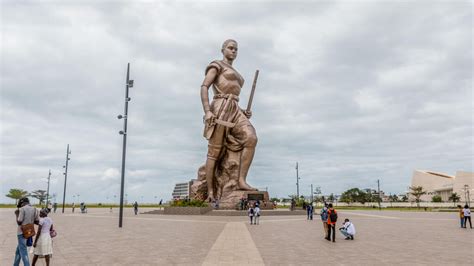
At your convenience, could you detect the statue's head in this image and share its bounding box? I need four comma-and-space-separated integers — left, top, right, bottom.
221, 39, 238, 61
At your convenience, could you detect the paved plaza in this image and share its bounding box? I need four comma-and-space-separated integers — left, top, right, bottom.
1, 208, 472, 265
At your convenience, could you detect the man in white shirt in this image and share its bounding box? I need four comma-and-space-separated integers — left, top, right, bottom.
339, 218, 356, 240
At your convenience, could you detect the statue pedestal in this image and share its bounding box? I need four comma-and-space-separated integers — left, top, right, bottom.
190, 150, 271, 209
218, 190, 270, 209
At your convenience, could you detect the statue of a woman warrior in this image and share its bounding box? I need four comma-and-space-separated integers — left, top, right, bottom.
200, 39, 258, 201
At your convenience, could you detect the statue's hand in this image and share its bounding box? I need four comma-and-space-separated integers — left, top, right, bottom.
243, 110, 252, 119
204, 111, 215, 124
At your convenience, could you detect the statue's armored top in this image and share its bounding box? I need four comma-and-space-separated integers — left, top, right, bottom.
206, 60, 244, 96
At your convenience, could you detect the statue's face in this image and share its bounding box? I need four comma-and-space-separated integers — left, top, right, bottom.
222, 41, 238, 60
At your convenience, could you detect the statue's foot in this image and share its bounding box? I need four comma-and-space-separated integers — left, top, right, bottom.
206, 193, 215, 202
238, 180, 258, 191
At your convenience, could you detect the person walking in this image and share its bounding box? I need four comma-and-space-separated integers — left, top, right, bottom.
320, 204, 329, 237
457, 205, 464, 228
463, 204, 472, 229
72, 202, 75, 213
326, 203, 337, 242
307, 204, 313, 220
53, 203, 57, 213
339, 218, 356, 240
254, 205, 261, 225
248, 205, 255, 225
14, 197, 39, 266
32, 209, 54, 266
133, 201, 139, 215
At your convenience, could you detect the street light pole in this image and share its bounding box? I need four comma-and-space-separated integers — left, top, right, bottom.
46, 169, 51, 206
118, 63, 134, 228
377, 179, 381, 211
311, 184, 313, 204
296, 162, 300, 199
61, 144, 71, 213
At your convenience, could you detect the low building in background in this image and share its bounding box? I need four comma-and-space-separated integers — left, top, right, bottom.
172, 180, 193, 200
410, 170, 473, 202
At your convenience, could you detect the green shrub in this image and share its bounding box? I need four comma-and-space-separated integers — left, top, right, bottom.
170, 199, 208, 207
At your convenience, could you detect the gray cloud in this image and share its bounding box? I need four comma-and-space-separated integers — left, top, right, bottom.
1, 0, 472, 203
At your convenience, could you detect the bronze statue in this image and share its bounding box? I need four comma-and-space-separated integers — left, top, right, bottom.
200, 39, 258, 202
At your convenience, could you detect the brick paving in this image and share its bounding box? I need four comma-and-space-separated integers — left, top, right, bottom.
0, 208, 472, 265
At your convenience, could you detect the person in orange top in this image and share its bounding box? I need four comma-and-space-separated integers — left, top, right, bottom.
458, 205, 464, 228
326, 203, 338, 242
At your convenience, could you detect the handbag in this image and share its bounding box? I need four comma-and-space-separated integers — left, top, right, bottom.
50, 228, 57, 238
21, 224, 36, 239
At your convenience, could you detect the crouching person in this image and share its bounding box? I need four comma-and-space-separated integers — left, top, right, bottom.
339, 218, 356, 240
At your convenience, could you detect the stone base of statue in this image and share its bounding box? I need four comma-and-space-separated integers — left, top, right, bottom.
190, 149, 270, 209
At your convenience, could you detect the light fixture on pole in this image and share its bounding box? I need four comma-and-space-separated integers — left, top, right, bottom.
118, 63, 134, 228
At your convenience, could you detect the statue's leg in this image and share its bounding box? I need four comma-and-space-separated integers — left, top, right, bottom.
205, 158, 216, 201
238, 146, 257, 191
205, 125, 225, 201
238, 126, 258, 191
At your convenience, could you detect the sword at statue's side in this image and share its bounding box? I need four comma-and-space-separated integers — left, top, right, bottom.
246, 69, 260, 113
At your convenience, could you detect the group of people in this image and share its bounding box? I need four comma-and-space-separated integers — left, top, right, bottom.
14, 197, 55, 266
320, 203, 356, 242
458, 204, 472, 229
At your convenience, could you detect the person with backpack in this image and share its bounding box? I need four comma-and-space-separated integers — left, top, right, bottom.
463, 204, 471, 229
326, 203, 337, 242
133, 201, 139, 215
339, 218, 356, 240
320, 203, 329, 237
248, 205, 255, 225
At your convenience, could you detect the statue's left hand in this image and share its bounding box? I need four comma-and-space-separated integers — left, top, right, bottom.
243, 110, 252, 119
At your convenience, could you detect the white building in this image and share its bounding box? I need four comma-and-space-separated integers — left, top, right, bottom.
410, 170, 473, 202
172, 181, 192, 200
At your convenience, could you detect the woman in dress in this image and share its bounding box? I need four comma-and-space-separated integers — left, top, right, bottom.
200, 39, 258, 201
32, 209, 53, 266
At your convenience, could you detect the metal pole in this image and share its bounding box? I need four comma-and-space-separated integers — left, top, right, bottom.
119, 63, 132, 228
377, 179, 381, 211
46, 169, 51, 206
296, 162, 299, 198
61, 144, 70, 213
311, 184, 313, 203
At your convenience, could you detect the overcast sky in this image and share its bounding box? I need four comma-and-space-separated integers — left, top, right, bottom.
0, 0, 472, 204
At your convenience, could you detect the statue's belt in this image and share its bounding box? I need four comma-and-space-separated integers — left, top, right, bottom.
214, 94, 239, 102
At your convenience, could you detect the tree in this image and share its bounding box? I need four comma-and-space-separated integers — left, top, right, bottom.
6, 188, 28, 205
327, 193, 335, 203
409, 186, 426, 208
270, 197, 280, 203
388, 194, 398, 207
448, 193, 460, 206
401, 195, 408, 202
340, 188, 368, 205
30, 190, 48, 206
431, 195, 442, 203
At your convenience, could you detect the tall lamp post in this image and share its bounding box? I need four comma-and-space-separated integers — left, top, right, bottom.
118, 63, 134, 228
46, 169, 51, 206
377, 179, 381, 211
296, 162, 300, 199
61, 144, 71, 213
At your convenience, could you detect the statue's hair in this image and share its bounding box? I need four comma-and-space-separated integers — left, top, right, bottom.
221, 39, 238, 50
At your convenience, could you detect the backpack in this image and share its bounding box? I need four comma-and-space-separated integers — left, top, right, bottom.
329, 209, 338, 222
250, 208, 254, 214
320, 208, 328, 221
